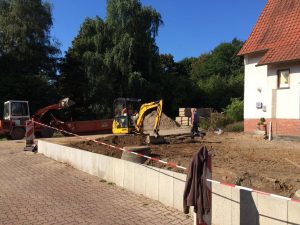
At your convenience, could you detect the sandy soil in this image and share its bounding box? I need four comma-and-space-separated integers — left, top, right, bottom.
70, 132, 300, 198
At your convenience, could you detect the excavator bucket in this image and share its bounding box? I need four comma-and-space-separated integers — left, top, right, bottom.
146, 134, 166, 145
58, 98, 75, 109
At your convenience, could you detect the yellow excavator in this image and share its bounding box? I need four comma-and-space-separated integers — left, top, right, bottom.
112, 98, 163, 137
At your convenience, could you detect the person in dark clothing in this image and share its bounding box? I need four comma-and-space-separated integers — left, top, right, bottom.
183, 145, 211, 225
191, 108, 200, 139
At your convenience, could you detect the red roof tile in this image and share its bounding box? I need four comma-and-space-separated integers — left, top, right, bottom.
238, 0, 300, 65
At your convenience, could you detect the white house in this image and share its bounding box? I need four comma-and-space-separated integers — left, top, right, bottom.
239, 0, 300, 136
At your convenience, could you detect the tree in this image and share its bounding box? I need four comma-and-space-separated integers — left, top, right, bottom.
0, 0, 60, 77
190, 39, 245, 110
60, 0, 163, 118
224, 98, 244, 122
0, 0, 60, 115
158, 54, 201, 117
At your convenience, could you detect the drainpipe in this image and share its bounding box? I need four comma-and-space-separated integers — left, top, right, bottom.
268, 121, 272, 141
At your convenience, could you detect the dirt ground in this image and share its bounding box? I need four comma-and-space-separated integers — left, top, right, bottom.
70, 132, 300, 198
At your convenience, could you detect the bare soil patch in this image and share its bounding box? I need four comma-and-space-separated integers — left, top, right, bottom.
70, 132, 300, 198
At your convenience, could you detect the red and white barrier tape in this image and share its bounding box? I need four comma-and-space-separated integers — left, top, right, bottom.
32, 120, 300, 204
32, 120, 187, 170
207, 179, 300, 203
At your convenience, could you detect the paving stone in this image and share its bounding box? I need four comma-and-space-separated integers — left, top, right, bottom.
0, 140, 192, 225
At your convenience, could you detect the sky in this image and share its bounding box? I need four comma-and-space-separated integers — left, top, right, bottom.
49, 0, 267, 62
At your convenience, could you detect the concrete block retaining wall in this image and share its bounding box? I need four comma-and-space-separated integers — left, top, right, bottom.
38, 140, 300, 225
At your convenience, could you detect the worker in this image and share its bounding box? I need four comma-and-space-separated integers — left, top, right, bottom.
191, 108, 200, 139
131, 110, 139, 126
122, 105, 127, 115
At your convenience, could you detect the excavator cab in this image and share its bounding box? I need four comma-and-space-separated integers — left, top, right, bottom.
0, 101, 30, 140
3, 101, 30, 122
112, 98, 141, 134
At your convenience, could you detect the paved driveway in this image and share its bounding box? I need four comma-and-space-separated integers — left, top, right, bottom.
0, 140, 192, 225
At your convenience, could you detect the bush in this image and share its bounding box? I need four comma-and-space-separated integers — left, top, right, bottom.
199, 117, 211, 130
224, 121, 244, 132
200, 112, 232, 130
257, 117, 265, 125
224, 98, 244, 122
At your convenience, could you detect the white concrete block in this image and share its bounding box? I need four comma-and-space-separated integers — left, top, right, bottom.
134, 164, 147, 196
113, 158, 124, 187
123, 161, 135, 192
73, 148, 83, 170
96, 154, 108, 179
211, 182, 232, 225
44, 142, 49, 156
231, 188, 259, 225
257, 195, 288, 225
105, 157, 115, 183
57, 145, 65, 162
43, 142, 48, 155
52, 144, 59, 161
47, 143, 53, 158
90, 152, 98, 176
288, 200, 300, 224
65, 146, 76, 166
44, 142, 52, 158
158, 169, 174, 207
62, 145, 68, 162
80, 150, 93, 174
37, 141, 46, 154
173, 172, 186, 211
145, 166, 159, 201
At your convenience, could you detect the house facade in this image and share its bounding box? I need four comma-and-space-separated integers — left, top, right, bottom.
239, 0, 300, 136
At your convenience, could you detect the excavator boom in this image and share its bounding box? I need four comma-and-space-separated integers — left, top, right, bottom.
135, 100, 163, 137
33, 98, 75, 120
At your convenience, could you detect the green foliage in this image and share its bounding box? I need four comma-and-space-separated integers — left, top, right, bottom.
199, 118, 210, 130
0, 0, 60, 77
0, 0, 246, 123
210, 113, 232, 129
190, 39, 244, 110
257, 117, 266, 125
0, 0, 60, 116
60, 0, 162, 118
157, 54, 200, 117
224, 98, 244, 122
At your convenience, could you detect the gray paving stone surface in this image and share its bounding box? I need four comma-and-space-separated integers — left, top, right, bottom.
0, 140, 192, 225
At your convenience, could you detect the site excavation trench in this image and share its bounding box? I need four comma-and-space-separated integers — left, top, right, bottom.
70, 132, 300, 198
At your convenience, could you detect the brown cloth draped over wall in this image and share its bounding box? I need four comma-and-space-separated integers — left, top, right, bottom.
183, 145, 211, 224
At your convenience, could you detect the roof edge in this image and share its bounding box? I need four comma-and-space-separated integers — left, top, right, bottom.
238, 49, 268, 57
256, 58, 300, 67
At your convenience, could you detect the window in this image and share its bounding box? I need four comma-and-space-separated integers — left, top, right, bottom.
3, 102, 9, 118
278, 69, 290, 89
11, 102, 29, 117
